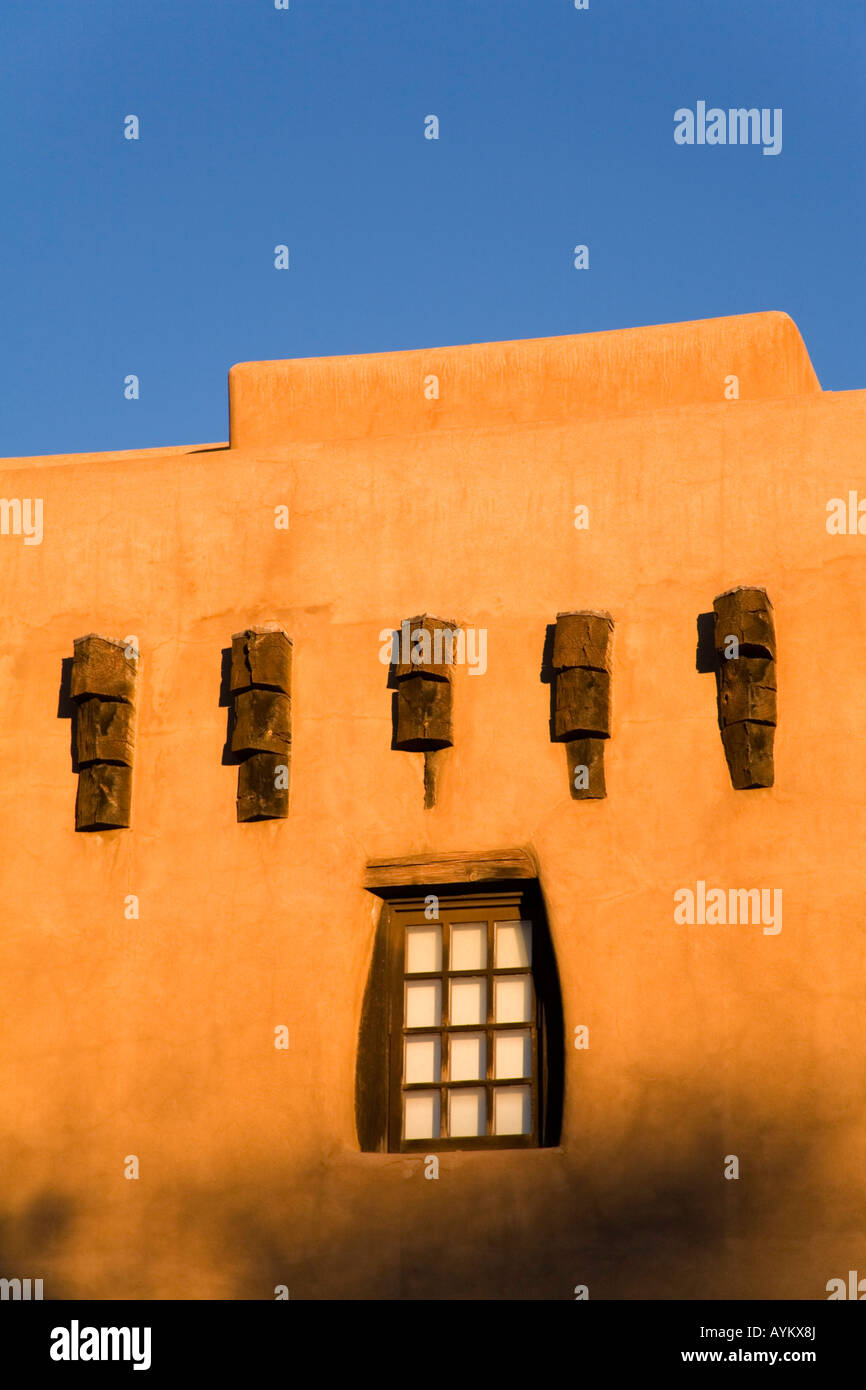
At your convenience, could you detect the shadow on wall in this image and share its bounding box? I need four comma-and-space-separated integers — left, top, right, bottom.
3, 1105, 835, 1300
219, 647, 241, 766
0, 1192, 75, 1300
207, 1108, 823, 1299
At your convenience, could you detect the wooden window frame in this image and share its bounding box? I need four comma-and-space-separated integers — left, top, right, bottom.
386, 888, 543, 1153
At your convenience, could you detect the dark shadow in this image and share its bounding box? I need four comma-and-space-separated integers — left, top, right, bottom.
695, 612, 717, 674
220, 647, 242, 765
540, 623, 557, 741
525, 878, 565, 1147
57, 656, 78, 772
385, 634, 401, 691
387, 638, 402, 750
389, 691, 400, 750
354, 904, 390, 1153
218, 647, 233, 707
696, 613, 726, 732
0, 1190, 75, 1300
186, 443, 231, 453
187, 1101, 822, 1298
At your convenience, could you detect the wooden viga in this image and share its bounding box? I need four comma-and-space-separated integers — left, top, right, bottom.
551, 610, 613, 799
712, 586, 776, 789
391, 614, 459, 809
230, 626, 292, 821
70, 634, 139, 829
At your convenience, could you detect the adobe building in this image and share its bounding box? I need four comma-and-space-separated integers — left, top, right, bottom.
1, 311, 864, 1300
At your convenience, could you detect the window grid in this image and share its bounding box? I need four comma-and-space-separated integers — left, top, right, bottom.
391, 897, 540, 1151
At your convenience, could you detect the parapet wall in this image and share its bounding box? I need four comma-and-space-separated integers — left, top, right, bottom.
228, 311, 822, 449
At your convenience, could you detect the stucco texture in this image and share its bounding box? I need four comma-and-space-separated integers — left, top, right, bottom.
0, 312, 863, 1299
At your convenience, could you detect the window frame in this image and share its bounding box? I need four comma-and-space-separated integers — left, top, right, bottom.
386, 888, 543, 1153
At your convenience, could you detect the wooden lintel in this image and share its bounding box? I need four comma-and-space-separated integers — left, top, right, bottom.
364, 847, 537, 894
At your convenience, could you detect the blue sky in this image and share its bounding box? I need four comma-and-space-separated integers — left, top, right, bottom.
1, 0, 863, 455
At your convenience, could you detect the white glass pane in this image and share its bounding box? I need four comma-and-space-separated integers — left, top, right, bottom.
494, 1030, 531, 1079
448, 1088, 486, 1138
450, 977, 486, 1025
405, 979, 441, 1028
494, 920, 532, 968
494, 1086, 531, 1135
405, 1035, 441, 1084
494, 975, 532, 1023
406, 924, 442, 974
404, 1090, 440, 1140
450, 922, 486, 971
449, 1032, 485, 1082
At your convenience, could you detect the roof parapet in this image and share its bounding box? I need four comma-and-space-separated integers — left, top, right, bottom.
228, 311, 821, 449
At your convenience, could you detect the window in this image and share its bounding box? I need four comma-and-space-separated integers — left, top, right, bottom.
356, 867, 563, 1153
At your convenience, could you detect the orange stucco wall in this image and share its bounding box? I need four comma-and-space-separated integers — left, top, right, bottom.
1, 312, 864, 1299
